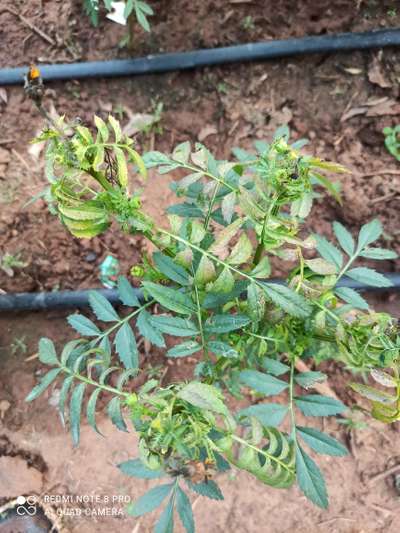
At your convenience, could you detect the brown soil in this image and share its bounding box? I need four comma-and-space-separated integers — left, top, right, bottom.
1, 1, 400, 532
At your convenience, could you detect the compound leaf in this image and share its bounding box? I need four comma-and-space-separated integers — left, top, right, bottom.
295, 443, 328, 509
239, 370, 288, 396
177, 487, 195, 533
178, 382, 228, 415
294, 394, 347, 417
25, 368, 62, 402
70, 382, 86, 446
296, 426, 348, 456
115, 322, 138, 369
38, 338, 58, 365
88, 291, 119, 322
118, 458, 165, 479
67, 314, 101, 336
127, 484, 174, 517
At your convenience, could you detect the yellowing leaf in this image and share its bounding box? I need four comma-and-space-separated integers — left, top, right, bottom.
228, 233, 252, 265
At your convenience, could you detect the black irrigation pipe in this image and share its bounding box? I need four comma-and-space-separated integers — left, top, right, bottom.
0, 274, 399, 312
1, 28, 400, 85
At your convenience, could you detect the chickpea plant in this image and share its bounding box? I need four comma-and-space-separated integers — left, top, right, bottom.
27, 113, 400, 530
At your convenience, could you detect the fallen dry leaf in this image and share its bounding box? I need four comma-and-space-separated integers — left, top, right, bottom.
198, 125, 218, 142
0, 88, 7, 104
368, 55, 391, 89
366, 99, 400, 117
123, 113, 158, 136
344, 67, 363, 75
340, 107, 367, 122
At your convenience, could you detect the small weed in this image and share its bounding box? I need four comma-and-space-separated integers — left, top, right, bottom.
0, 252, 27, 277
242, 15, 255, 31
383, 125, 400, 160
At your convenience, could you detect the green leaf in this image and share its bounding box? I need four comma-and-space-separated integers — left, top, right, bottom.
210, 218, 243, 256
172, 141, 191, 164
204, 314, 251, 333
114, 146, 128, 188
263, 358, 289, 376
304, 258, 337, 275
187, 480, 224, 500
137, 310, 165, 348
117, 276, 140, 307
177, 488, 195, 533
221, 191, 236, 223
107, 397, 128, 432
314, 235, 343, 269
150, 316, 199, 337
237, 403, 288, 427
127, 484, 173, 517
195, 255, 216, 284
70, 383, 86, 446
88, 291, 119, 322
291, 192, 313, 218
210, 267, 235, 293
167, 341, 201, 358
61, 339, 84, 366
334, 286, 369, 310
311, 172, 341, 203
261, 283, 312, 318
142, 282, 196, 315
247, 283, 265, 323
108, 114, 122, 143
296, 427, 348, 456
86, 388, 102, 435
346, 267, 393, 288
94, 115, 109, 142
239, 370, 288, 396
118, 459, 164, 479
357, 219, 382, 251
333, 221, 355, 256
25, 368, 62, 402
167, 203, 203, 218
208, 341, 238, 359
154, 496, 174, 533
58, 375, 74, 425
228, 233, 252, 265
370, 369, 397, 388
178, 382, 228, 415
295, 443, 328, 509
294, 394, 347, 416
358, 247, 398, 260
350, 383, 397, 404
38, 338, 58, 365
67, 314, 101, 336
115, 322, 138, 369
153, 252, 190, 286
295, 371, 327, 388
250, 256, 271, 278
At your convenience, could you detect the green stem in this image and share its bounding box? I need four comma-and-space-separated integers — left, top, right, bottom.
204, 182, 220, 230
231, 434, 295, 473
96, 300, 153, 342
192, 276, 209, 361
252, 196, 278, 266
314, 300, 341, 323
61, 366, 129, 397
288, 357, 297, 440
178, 162, 237, 192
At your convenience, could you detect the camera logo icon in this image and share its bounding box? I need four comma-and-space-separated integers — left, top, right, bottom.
16, 495, 37, 516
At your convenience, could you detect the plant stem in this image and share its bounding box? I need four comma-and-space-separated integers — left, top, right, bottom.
192, 275, 209, 361
61, 366, 129, 397
231, 433, 294, 473
96, 300, 153, 342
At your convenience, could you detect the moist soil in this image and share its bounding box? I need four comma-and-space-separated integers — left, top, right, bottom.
1, 1, 400, 532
